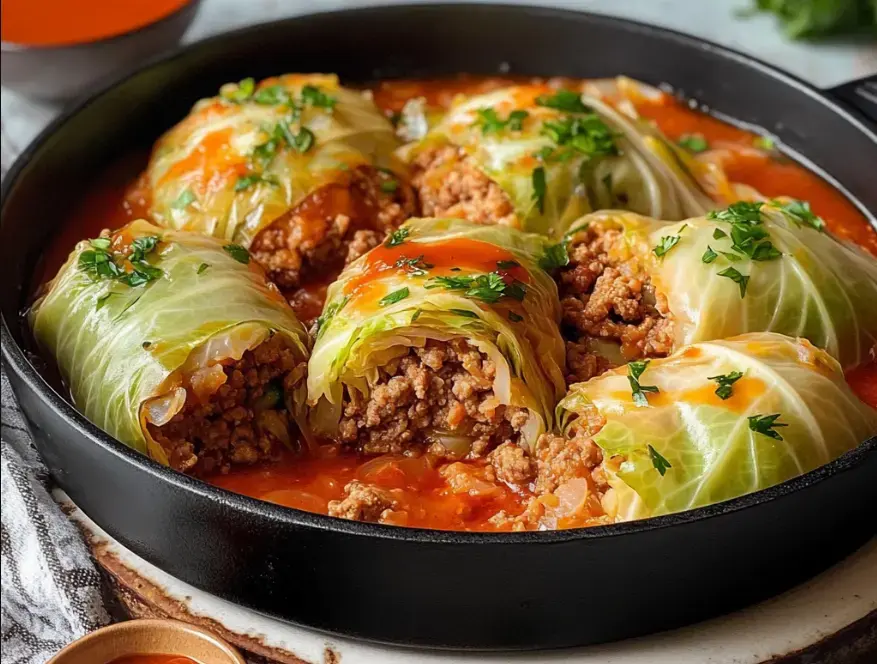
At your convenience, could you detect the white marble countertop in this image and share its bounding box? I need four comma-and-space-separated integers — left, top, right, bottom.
2, 0, 876, 175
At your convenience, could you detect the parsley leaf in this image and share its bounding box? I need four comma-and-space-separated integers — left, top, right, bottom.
535, 89, 589, 113
223, 244, 250, 264
678, 134, 709, 152
702, 246, 718, 264
235, 173, 277, 191
394, 254, 433, 276
539, 241, 570, 271
379, 287, 410, 307
772, 198, 825, 232
380, 179, 399, 193
717, 266, 750, 297
708, 201, 764, 224
221, 77, 255, 103
450, 308, 479, 318
426, 271, 526, 304
708, 371, 744, 399
411, 308, 423, 322
79, 234, 163, 291
197, 263, 209, 274
532, 166, 547, 214
253, 85, 290, 105
653, 226, 687, 258
627, 360, 659, 407
301, 85, 337, 109
748, 413, 788, 441
713, 228, 728, 240
541, 115, 618, 159
385, 227, 410, 248
648, 444, 672, 476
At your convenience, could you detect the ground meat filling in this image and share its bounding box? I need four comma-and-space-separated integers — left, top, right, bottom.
338, 339, 529, 458
410, 145, 518, 227
558, 223, 674, 384
250, 165, 416, 294
328, 481, 400, 523
147, 335, 303, 477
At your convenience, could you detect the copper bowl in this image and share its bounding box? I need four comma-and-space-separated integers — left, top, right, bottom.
47, 619, 245, 664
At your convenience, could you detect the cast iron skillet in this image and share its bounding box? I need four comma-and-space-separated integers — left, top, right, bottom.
2, 4, 876, 651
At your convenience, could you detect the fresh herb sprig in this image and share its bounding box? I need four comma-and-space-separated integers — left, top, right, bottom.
648, 444, 672, 476
426, 271, 526, 304
708, 371, 744, 399
627, 360, 659, 407
748, 413, 788, 441
474, 107, 529, 134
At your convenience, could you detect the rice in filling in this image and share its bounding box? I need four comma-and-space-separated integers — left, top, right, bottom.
147, 335, 303, 476
410, 145, 517, 227
338, 338, 529, 459
557, 221, 674, 384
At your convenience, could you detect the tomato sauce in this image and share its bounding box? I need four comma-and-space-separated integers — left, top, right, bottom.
1, 0, 192, 47
37, 76, 877, 531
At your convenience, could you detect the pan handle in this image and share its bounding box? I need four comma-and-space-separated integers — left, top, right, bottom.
825, 75, 877, 125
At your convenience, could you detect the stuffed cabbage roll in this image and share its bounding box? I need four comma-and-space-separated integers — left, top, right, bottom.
544, 333, 877, 526
403, 80, 714, 237
29, 220, 311, 475
307, 218, 566, 459
549, 200, 877, 383
145, 73, 415, 304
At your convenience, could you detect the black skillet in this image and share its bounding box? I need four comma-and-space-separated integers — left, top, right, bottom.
2, 4, 876, 651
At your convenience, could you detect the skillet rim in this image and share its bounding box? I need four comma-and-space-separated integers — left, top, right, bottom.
2, 2, 876, 546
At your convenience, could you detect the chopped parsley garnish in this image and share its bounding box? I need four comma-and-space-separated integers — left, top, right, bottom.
252, 84, 290, 105
234, 173, 276, 191
474, 107, 530, 134
426, 271, 526, 304
702, 246, 718, 263
748, 413, 788, 441
79, 234, 163, 291
627, 360, 658, 407
223, 244, 250, 264
653, 225, 687, 258
508, 311, 524, 322
719, 250, 742, 262
708, 371, 744, 399
496, 260, 520, 270
450, 308, 479, 318
713, 228, 728, 240
648, 444, 672, 476
541, 115, 618, 159
197, 263, 209, 274
172, 189, 196, 209
717, 266, 750, 297
130, 236, 160, 263
411, 308, 423, 322
772, 198, 825, 232
301, 85, 337, 109
379, 287, 410, 307
708, 201, 764, 224
221, 77, 255, 103
753, 136, 776, 151
539, 241, 570, 271
678, 134, 709, 153
381, 178, 399, 193
385, 227, 410, 248
314, 296, 349, 338
532, 166, 547, 214
535, 89, 589, 114
394, 254, 434, 276
289, 126, 315, 153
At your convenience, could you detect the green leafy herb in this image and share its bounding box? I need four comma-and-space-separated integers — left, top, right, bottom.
234, 173, 276, 191
648, 444, 672, 476
197, 263, 209, 274
653, 226, 687, 258
223, 244, 250, 264
535, 89, 589, 114
474, 107, 530, 134
496, 260, 520, 270
708, 371, 744, 399
411, 308, 423, 322
221, 77, 255, 103
301, 85, 337, 109
717, 266, 750, 297
253, 84, 290, 105
532, 166, 547, 214
772, 198, 825, 232
394, 254, 434, 276
314, 296, 349, 338
80, 234, 163, 290
748, 413, 788, 441
627, 360, 659, 407
380, 179, 399, 194
450, 308, 479, 318
719, 250, 743, 262
702, 246, 718, 264
385, 227, 410, 248
508, 311, 524, 322
541, 115, 619, 159
379, 287, 410, 307
713, 228, 728, 240
427, 271, 526, 304
539, 241, 570, 271
89, 237, 111, 251
172, 189, 196, 209
678, 134, 709, 152
708, 201, 764, 224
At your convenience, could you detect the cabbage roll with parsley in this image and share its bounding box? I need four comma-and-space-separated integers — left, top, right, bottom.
307, 218, 566, 459
145, 74, 415, 305
547, 200, 877, 383
403, 80, 714, 237
543, 333, 877, 526
29, 220, 310, 475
